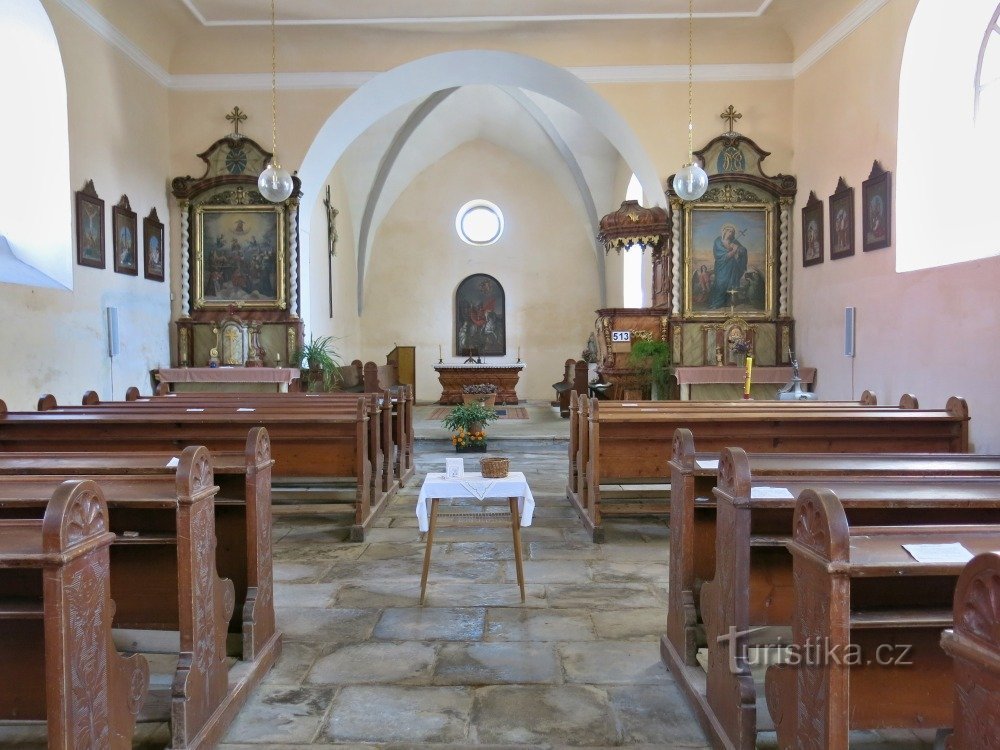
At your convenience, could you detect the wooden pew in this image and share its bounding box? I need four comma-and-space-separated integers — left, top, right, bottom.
0, 480, 149, 749
572, 395, 969, 541
7, 396, 378, 541
693, 447, 1000, 749
666, 428, 1000, 669
0, 447, 241, 749
66, 389, 397, 501
85, 385, 415, 489
764, 489, 1000, 748
0, 425, 276, 662
552, 359, 588, 418
940, 551, 1000, 750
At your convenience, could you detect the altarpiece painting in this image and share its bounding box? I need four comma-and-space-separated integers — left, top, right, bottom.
455, 274, 506, 357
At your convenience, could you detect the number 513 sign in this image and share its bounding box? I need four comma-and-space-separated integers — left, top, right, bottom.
611, 331, 631, 342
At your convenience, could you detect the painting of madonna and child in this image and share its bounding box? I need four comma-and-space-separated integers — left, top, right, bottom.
455, 274, 506, 357
198, 207, 285, 309
685, 206, 773, 318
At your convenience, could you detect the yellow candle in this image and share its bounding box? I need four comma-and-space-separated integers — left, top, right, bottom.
743, 356, 753, 398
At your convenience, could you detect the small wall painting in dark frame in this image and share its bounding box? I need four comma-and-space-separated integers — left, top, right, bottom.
455, 274, 505, 357
143, 207, 165, 282
862, 160, 892, 252
112, 194, 138, 276
802, 191, 824, 267
829, 177, 855, 260
75, 180, 105, 269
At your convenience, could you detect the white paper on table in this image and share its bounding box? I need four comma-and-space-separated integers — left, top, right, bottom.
185, 408, 205, 412
165, 457, 180, 468
696, 459, 719, 470
445, 457, 464, 479
236, 407, 255, 412
621, 403, 639, 407
750, 486, 795, 499
902, 543, 974, 563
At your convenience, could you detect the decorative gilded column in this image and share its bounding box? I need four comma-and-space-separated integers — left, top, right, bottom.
670, 198, 682, 316
179, 199, 191, 317
287, 197, 299, 317
779, 197, 792, 317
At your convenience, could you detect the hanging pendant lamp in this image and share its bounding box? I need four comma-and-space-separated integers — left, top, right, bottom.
258, 0, 294, 203
672, 0, 708, 201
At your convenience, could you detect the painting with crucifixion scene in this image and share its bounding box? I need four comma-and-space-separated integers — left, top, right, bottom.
193, 204, 287, 310
683, 203, 774, 320
455, 274, 506, 357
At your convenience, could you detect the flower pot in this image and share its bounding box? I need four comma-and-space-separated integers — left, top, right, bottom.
455, 443, 488, 453
462, 393, 496, 408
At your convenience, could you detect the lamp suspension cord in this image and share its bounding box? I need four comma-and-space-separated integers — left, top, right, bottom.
269, 0, 280, 166
686, 0, 694, 162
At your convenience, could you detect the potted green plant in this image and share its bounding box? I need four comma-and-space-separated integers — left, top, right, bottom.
628, 339, 673, 400
461, 383, 498, 408
442, 401, 500, 452
295, 335, 343, 392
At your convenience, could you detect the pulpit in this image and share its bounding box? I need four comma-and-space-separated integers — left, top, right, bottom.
434, 364, 525, 405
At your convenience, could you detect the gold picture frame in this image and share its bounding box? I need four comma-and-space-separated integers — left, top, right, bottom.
682, 202, 775, 320
193, 203, 287, 311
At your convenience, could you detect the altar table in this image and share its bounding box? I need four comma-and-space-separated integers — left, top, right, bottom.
433, 363, 525, 405
416, 471, 534, 603
155, 366, 301, 393
673, 366, 816, 401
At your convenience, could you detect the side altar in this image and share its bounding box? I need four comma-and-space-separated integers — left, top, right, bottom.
434, 364, 525, 405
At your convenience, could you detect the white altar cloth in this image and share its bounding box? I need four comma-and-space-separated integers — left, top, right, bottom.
416, 471, 535, 532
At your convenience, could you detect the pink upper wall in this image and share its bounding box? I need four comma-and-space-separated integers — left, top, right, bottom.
792, 0, 999, 451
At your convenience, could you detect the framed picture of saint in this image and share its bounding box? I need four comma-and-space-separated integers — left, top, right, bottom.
112, 194, 138, 276
862, 160, 891, 252
143, 207, 165, 282
802, 191, 824, 268
682, 202, 774, 319
828, 178, 855, 260
455, 274, 505, 356
75, 180, 105, 269
192, 204, 287, 310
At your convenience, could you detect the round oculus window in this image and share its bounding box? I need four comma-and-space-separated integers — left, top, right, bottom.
456, 200, 503, 245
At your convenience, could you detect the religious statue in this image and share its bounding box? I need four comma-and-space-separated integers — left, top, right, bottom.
582, 333, 599, 364
715, 344, 724, 367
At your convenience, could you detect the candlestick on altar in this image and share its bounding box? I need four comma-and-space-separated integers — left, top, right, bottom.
743, 356, 754, 399
438, 344, 443, 364
517, 345, 521, 362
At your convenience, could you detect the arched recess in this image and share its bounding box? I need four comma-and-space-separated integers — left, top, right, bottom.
296, 50, 664, 319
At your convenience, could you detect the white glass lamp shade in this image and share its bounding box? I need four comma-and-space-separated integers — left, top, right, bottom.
673, 162, 709, 201
258, 161, 294, 203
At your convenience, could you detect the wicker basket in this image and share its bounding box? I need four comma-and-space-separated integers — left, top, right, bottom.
480, 456, 510, 478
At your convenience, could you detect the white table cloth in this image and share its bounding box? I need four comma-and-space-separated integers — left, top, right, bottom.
416, 471, 535, 532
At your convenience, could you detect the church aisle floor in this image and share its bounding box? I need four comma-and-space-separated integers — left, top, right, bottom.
0, 439, 939, 748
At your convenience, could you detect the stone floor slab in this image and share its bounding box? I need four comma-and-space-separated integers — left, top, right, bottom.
374, 606, 486, 641
433, 642, 560, 685
608, 684, 710, 746
222, 685, 335, 744
472, 684, 618, 746
485, 608, 596, 642
559, 641, 670, 685
325, 685, 472, 743
307, 641, 437, 685
275, 606, 380, 644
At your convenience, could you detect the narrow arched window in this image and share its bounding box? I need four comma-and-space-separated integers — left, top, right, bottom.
0, 0, 72, 288
897, 0, 1000, 272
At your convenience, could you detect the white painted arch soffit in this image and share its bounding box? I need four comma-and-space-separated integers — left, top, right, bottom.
296, 50, 661, 316
350, 84, 611, 314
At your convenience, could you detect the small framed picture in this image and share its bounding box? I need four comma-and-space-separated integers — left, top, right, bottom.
828, 177, 855, 260
801, 191, 824, 267
143, 207, 165, 282
75, 180, 105, 269
862, 160, 892, 252
112, 195, 138, 276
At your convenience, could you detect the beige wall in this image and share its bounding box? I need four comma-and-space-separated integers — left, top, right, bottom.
359, 139, 600, 401
0, 0, 171, 410
791, 0, 1000, 451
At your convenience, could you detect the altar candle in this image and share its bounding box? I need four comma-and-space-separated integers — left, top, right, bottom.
439, 344, 442, 360
517, 345, 521, 360
743, 356, 754, 399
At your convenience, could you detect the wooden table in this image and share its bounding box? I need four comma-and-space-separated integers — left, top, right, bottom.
433, 363, 525, 404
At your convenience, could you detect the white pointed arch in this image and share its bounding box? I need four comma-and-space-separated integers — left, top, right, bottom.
296, 50, 663, 320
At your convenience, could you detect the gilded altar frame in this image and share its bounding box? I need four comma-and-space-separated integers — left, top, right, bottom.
193, 203, 287, 311
682, 200, 775, 320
